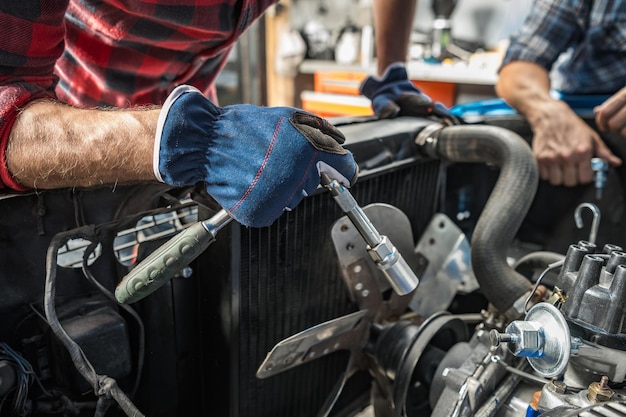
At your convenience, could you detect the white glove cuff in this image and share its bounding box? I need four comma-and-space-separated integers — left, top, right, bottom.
153, 85, 203, 183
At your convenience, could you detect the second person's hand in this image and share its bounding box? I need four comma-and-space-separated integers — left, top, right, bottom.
529, 100, 621, 186
595, 86, 626, 136
360, 63, 452, 120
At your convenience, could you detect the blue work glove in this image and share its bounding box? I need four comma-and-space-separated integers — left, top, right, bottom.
154, 85, 358, 228
360, 62, 453, 119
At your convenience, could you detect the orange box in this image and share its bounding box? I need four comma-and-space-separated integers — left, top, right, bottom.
411, 80, 456, 108
313, 71, 368, 95
301, 91, 374, 119
312, 70, 457, 112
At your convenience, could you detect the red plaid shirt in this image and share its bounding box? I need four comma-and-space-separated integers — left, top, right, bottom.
0, 0, 277, 190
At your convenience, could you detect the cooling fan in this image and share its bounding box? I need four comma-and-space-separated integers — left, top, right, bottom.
255, 201, 468, 417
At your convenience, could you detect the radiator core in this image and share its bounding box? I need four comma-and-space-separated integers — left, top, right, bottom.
197, 117, 442, 417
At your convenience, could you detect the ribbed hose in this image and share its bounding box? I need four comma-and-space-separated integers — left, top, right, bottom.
418, 124, 538, 316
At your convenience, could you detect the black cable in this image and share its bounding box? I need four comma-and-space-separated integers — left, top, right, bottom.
94, 395, 113, 417
44, 226, 145, 417
81, 241, 145, 399
72, 189, 86, 228
37, 189, 195, 415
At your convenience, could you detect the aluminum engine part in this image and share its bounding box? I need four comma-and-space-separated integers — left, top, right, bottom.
409, 213, 479, 317
504, 303, 571, 378
430, 327, 518, 417
423, 237, 626, 417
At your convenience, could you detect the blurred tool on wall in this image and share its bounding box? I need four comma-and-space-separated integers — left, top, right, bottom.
300, 1, 334, 60
275, 27, 307, 76
431, 0, 458, 60
335, 19, 361, 65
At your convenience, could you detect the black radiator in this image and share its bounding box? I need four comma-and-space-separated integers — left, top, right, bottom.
195, 117, 442, 417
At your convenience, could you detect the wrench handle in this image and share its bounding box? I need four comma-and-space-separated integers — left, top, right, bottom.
115, 209, 232, 304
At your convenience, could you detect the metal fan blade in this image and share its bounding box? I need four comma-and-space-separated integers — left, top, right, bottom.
315, 353, 361, 417
256, 309, 370, 379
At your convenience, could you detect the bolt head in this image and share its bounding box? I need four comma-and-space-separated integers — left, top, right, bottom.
548, 380, 567, 394
505, 321, 543, 357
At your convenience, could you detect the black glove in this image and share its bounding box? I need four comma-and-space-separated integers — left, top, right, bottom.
360, 63, 453, 119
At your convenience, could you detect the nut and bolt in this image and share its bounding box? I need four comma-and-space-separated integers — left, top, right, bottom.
490, 321, 544, 357
548, 379, 567, 395
588, 375, 614, 402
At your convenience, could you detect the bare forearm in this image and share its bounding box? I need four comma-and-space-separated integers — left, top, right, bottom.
6, 100, 159, 189
496, 61, 556, 123
373, 0, 417, 75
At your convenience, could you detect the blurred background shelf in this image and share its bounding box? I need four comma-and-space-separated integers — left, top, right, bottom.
219, 0, 533, 118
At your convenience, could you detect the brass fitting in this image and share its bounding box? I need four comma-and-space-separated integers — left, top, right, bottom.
588, 376, 614, 403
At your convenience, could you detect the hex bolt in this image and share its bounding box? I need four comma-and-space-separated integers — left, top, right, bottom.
548, 379, 567, 395
588, 375, 614, 402
498, 321, 545, 357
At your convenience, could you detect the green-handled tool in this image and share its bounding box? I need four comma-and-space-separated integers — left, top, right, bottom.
115, 209, 232, 304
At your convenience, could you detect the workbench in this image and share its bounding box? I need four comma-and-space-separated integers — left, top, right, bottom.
296, 59, 499, 118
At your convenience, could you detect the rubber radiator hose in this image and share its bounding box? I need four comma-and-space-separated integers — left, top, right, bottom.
417, 124, 538, 318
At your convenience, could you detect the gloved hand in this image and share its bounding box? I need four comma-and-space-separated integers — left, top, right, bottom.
360, 62, 452, 119
154, 85, 358, 228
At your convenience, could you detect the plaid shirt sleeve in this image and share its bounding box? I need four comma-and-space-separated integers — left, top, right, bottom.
0, 1, 68, 191
0, 0, 276, 192
499, 0, 586, 72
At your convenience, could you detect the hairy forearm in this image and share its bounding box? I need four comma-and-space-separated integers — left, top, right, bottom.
496, 61, 557, 123
6, 100, 160, 189
373, 0, 417, 75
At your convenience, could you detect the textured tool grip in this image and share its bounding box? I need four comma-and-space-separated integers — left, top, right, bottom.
115, 221, 216, 304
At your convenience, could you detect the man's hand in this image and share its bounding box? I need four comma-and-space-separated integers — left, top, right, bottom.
595, 86, 626, 136
155, 85, 359, 228
529, 100, 621, 186
359, 63, 452, 119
